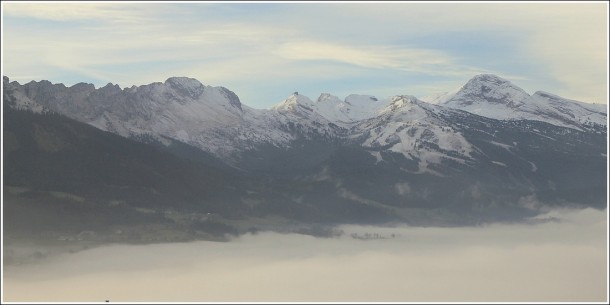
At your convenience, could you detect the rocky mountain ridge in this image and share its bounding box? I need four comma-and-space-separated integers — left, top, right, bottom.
3, 74, 607, 242
5, 74, 606, 172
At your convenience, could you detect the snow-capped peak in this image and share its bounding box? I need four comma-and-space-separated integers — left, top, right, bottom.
419, 74, 529, 106
344, 94, 381, 107
433, 75, 606, 131
518, 91, 607, 130
381, 95, 421, 113
469, 74, 516, 86
447, 74, 531, 108
432, 74, 532, 120
390, 95, 419, 106
316, 93, 342, 104
311, 93, 386, 126
270, 92, 315, 112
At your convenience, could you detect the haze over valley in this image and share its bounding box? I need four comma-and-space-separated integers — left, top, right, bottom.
3, 208, 607, 302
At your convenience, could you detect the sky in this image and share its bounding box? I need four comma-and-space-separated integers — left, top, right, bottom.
1, 1, 608, 109
3, 207, 607, 302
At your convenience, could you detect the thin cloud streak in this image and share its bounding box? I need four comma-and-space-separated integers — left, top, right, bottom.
274, 40, 501, 80
3, 3, 165, 24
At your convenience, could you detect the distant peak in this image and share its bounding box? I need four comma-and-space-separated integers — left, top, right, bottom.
463, 74, 527, 92
35, 79, 53, 85
463, 74, 526, 91
70, 82, 96, 91
390, 95, 418, 107
95, 82, 121, 95
165, 76, 203, 87
381, 95, 422, 113
345, 94, 379, 103
285, 92, 313, 102
271, 92, 314, 111
164, 77, 204, 99
468, 74, 512, 85
445, 74, 530, 107
391, 95, 418, 103
317, 93, 341, 103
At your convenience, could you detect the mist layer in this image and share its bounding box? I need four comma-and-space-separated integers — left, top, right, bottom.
3, 208, 607, 302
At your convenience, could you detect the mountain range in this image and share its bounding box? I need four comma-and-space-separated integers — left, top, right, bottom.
3, 74, 607, 244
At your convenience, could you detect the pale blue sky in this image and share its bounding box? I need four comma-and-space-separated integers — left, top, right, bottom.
2, 2, 607, 109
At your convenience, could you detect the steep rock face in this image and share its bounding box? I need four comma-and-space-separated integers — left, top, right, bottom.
164, 77, 205, 100
3, 77, 48, 113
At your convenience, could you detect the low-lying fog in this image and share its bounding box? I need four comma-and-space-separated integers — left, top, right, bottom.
3, 208, 607, 302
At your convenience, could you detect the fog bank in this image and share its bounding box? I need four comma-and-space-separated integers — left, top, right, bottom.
3, 208, 607, 302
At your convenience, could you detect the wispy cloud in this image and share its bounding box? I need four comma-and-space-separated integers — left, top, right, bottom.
3, 3, 160, 24
276, 41, 448, 70
274, 40, 499, 80
2, 2, 607, 106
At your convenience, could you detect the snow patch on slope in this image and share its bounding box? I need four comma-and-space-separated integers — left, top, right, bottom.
518, 91, 607, 129
313, 93, 385, 126
356, 95, 474, 172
